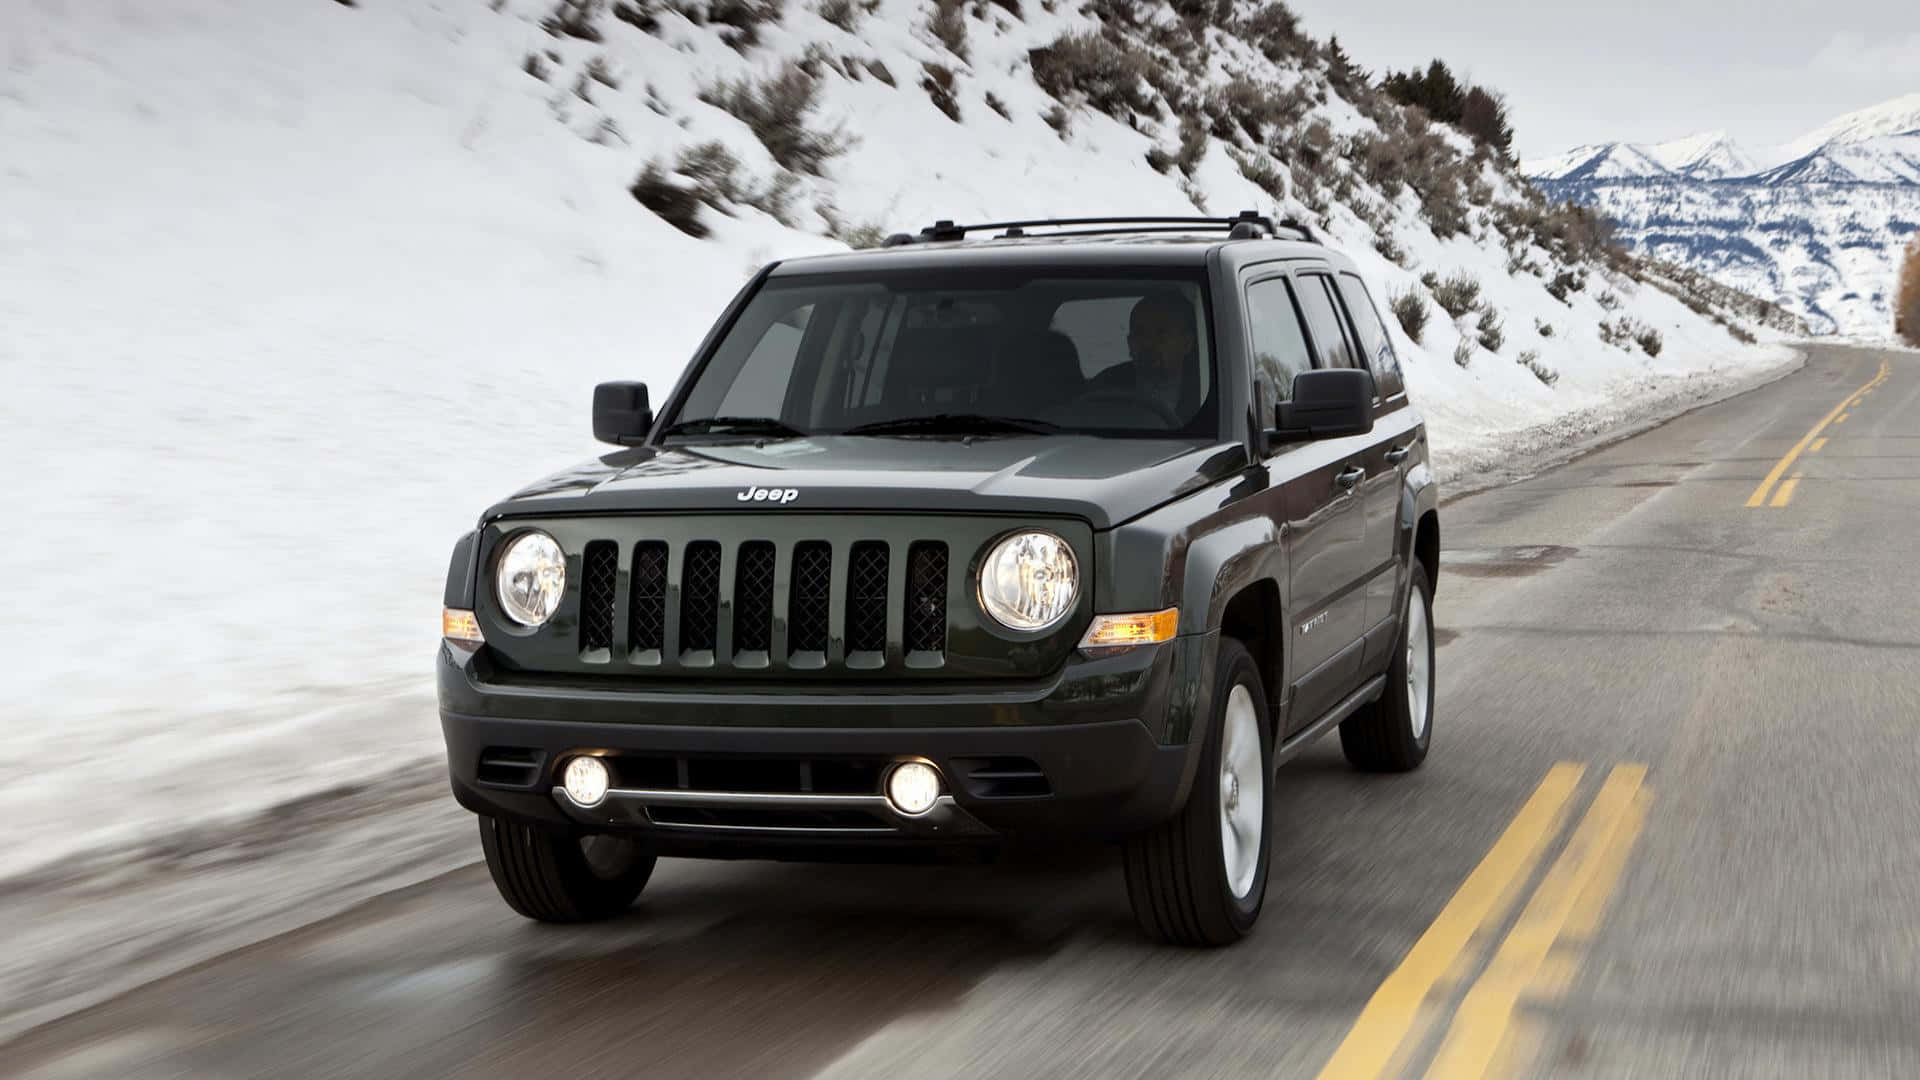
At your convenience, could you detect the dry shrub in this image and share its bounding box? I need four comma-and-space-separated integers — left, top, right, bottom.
921, 62, 961, 122
700, 63, 850, 175
1390, 287, 1429, 343
928, 0, 969, 60
1029, 31, 1152, 119
1898, 237, 1920, 346
631, 162, 707, 236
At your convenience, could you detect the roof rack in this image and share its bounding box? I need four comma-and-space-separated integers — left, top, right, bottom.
879, 211, 1318, 247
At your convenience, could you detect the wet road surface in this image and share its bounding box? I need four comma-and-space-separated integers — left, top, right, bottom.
12, 344, 1920, 1078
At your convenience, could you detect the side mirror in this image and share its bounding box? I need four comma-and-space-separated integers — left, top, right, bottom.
593, 381, 653, 446
1271, 368, 1375, 442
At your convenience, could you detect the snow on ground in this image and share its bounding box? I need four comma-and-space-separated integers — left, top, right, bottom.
1, 0, 1790, 889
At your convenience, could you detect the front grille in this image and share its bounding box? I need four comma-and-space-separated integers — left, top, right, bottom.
580, 541, 618, 654
607, 754, 884, 795
629, 541, 668, 656
476, 747, 546, 789
847, 542, 890, 654
679, 541, 722, 655
906, 542, 948, 654
790, 541, 832, 656
525, 534, 966, 673
732, 541, 776, 654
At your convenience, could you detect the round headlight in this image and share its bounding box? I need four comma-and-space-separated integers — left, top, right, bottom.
978, 531, 1079, 631
495, 530, 566, 627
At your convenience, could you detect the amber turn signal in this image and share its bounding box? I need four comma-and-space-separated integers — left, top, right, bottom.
442, 607, 485, 647
1077, 607, 1179, 650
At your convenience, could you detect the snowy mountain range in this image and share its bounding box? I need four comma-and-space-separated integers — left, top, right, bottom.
1527, 94, 1920, 336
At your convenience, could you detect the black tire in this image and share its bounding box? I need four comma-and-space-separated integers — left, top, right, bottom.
1123, 637, 1273, 947
478, 816, 656, 923
1339, 560, 1435, 773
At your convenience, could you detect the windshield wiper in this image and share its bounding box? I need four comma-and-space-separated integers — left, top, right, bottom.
840, 413, 1061, 437
661, 416, 809, 438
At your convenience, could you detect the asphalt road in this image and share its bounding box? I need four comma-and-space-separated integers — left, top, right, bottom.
12, 343, 1920, 1079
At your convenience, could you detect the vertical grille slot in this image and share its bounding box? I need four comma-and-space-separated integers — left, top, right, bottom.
680, 541, 722, 656
789, 542, 832, 659
732, 541, 776, 657
846, 542, 890, 656
628, 541, 668, 661
579, 541, 618, 657
905, 542, 947, 655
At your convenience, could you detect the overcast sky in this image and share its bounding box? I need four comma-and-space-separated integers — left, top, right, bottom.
1282, 0, 1920, 161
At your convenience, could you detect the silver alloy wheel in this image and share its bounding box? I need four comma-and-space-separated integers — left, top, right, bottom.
1406, 582, 1432, 739
1217, 683, 1265, 900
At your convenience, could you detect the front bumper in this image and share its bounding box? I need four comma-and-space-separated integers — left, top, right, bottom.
438, 631, 1218, 851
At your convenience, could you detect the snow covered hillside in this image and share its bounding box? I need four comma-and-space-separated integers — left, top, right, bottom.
0, 0, 1790, 883
1529, 94, 1920, 337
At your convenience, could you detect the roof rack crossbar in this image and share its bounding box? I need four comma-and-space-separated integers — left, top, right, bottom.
901, 211, 1318, 245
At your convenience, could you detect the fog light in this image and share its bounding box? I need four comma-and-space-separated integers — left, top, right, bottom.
563, 756, 610, 808
885, 761, 942, 817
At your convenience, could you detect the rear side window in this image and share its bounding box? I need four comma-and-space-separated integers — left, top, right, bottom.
1295, 275, 1355, 370
1245, 278, 1314, 410
1336, 273, 1404, 398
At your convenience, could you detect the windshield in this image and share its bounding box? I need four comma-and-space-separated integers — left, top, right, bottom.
666, 268, 1218, 438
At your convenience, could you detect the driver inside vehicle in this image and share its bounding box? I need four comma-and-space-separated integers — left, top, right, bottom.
1088, 291, 1200, 420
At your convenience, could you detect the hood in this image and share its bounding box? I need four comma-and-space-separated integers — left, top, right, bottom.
485, 435, 1248, 530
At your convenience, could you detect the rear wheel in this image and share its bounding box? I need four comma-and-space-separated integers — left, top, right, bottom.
478, 816, 656, 923
1123, 638, 1272, 946
1339, 561, 1435, 772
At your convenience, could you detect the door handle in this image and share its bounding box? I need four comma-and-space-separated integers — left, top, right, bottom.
1335, 466, 1366, 490
1384, 443, 1413, 464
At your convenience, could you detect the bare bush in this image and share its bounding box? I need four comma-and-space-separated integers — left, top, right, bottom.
1374, 233, 1408, 266
522, 52, 552, 80
587, 56, 620, 88
1175, 113, 1209, 176
921, 62, 961, 121
630, 162, 707, 237
1635, 325, 1663, 357
1899, 237, 1920, 346
1476, 308, 1504, 353
1424, 271, 1482, 318
1029, 31, 1152, 119
700, 63, 850, 175
1518, 349, 1558, 386
928, 0, 969, 60
1545, 267, 1584, 303
1598, 317, 1634, 349
675, 141, 743, 206
708, 0, 781, 51
984, 91, 1010, 120
613, 0, 659, 30
544, 0, 606, 40
865, 57, 896, 86
1596, 289, 1622, 311
741, 170, 799, 225
1452, 338, 1474, 368
817, 0, 858, 29
1237, 2, 1305, 63
1390, 287, 1429, 343
1534, 318, 1554, 337
1044, 102, 1071, 137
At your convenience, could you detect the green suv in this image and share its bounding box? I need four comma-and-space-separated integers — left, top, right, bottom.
437, 212, 1439, 945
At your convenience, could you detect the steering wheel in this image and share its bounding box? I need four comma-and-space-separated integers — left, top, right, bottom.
1073, 388, 1183, 428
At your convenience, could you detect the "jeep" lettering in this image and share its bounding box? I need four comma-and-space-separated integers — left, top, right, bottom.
736, 486, 799, 504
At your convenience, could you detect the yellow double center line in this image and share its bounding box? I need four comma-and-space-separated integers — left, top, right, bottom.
1315, 763, 1651, 1080
1745, 358, 1888, 508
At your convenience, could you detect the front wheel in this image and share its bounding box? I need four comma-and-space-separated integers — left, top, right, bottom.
1339, 560, 1435, 772
1123, 637, 1273, 946
478, 816, 656, 923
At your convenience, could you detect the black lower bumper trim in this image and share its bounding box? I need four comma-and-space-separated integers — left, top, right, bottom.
443, 711, 1190, 845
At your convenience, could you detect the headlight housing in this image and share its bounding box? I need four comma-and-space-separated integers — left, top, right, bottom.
495, 530, 566, 627
977, 531, 1079, 631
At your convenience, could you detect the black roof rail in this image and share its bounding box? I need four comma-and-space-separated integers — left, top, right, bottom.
880, 211, 1318, 247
